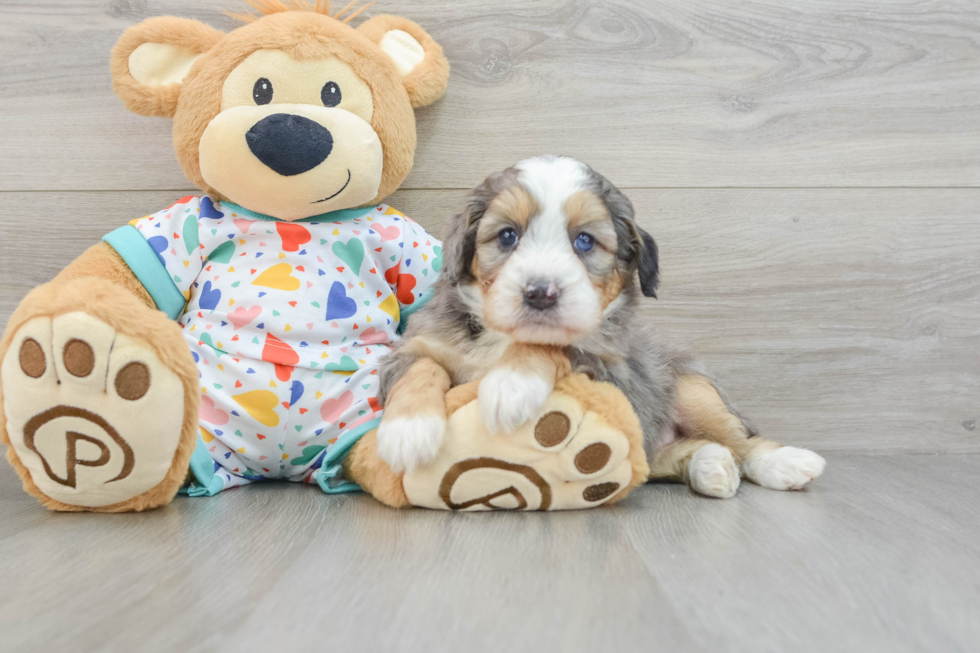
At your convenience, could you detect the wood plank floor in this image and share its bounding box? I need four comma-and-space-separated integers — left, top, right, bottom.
1, 453, 978, 653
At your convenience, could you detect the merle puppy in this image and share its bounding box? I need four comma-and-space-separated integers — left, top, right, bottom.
375, 155, 825, 498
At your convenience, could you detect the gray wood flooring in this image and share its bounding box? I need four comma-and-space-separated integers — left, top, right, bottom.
1, 1, 978, 651
1, 454, 978, 653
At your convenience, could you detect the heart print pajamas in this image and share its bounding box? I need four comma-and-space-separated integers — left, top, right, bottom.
103, 196, 441, 495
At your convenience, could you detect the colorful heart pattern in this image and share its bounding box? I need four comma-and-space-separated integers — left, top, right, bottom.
358, 327, 388, 345
127, 197, 443, 493
252, 263, 300, 291
276, 222, 312, 252
199, 394, 229, 425
321, 390, 353, 424
332, 238, 365, 275
198, 280, 222, 311
229, 305, 261, 330
232, 390, 280, 427
325, 281, 358, 320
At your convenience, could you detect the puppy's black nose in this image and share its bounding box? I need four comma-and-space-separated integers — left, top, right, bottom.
246, 113, 333, 176
524, 282, 560, 311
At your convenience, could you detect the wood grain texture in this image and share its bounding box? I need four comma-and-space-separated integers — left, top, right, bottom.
1, 188, 977, 453
1, 0, 979, 190
1, 453, 978, 652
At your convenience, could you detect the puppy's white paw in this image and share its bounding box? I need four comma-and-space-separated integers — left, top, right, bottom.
688, 443, 740, 499
745, 446, 826, 490
478, 368, 553, 434
376, 414, 447, 473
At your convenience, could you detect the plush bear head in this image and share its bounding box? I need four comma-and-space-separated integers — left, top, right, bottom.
110, 1, 449, 221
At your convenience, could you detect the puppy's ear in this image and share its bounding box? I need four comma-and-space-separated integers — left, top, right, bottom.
111, 17, 224, 118
634, 226, 660, 298
441, 208, 477, 285
442, 169, 517, 284
601, 178, 660, 298
359, 15, 450, 108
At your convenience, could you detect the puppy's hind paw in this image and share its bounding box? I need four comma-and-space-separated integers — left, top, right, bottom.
745, 446, 826, 491
688, 443, 740, 499
376, 414, 447, 473
478, 368, 552, 434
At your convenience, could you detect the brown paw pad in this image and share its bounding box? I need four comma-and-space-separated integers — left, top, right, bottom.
534, 411, 571, 448
115, 362, 151, 401
63, 339, 95, 377
574, 442, 612, 474
583, 482, 620, 502
19, 338, 46, 378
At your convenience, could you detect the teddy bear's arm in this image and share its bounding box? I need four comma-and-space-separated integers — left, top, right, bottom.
50, 242, 156, 310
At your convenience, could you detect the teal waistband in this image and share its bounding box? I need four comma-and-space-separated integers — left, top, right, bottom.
103, 225, 186, 320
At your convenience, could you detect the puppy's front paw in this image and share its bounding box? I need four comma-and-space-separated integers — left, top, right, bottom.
478, 368, 553, 434
376, 414, 447, 473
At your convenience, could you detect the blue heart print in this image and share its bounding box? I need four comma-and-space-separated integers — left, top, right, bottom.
199, 280, 222, 310
147, 235, 168, 266
289, 381, 304, 406
325, 281, 357, 320
199, 196, 224, 220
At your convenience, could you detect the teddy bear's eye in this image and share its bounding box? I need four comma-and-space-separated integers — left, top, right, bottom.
253, 78, 273, 105
321, 81, 342, 107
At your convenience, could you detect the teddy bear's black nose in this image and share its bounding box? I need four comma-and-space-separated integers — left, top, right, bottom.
246, 113, 333, 176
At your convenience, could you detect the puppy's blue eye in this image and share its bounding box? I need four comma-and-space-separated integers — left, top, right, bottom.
498, 228, 519, 248
574, 232, 595, 252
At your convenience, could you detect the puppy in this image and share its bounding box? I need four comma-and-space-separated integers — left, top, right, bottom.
377, 156, 825, 498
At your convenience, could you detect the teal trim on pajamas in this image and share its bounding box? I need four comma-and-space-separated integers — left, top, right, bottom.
397, 285, 436, 335
180, 417, 382, 497
103, 225, 186, 320
316, 415, 383, 494
221, 201, 374, 224
180, 435, 226, 497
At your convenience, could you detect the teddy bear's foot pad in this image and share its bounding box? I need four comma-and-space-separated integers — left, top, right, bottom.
403, 390, 637, 511
2, 312, 186, 508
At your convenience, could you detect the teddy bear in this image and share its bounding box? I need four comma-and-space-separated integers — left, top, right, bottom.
0, 1, 650, 512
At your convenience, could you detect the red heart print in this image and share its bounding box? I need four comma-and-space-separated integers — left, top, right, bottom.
384, 265, 399, 284
276, 223, 311, 252
396, 274, 417, 305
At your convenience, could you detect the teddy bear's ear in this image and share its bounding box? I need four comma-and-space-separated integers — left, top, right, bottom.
111, 17, 224, 118
358, 15, 450, 108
